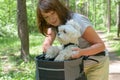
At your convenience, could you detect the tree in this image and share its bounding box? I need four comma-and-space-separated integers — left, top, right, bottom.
107, 0, 111, 32
17, 0, 29, 62
117, 2, 120, 37
93, 0, 96, 27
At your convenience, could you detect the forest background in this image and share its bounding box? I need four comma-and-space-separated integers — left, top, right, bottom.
0, 0, 120, 80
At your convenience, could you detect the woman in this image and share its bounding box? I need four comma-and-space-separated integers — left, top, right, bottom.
36, 0, 109, 80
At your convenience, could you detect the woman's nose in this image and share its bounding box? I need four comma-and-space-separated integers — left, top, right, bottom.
49, 17, 54, 23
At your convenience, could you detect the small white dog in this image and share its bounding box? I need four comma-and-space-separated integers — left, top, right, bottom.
45, 19, 81, 61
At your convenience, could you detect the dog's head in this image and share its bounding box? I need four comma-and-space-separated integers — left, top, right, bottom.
57, 19, 81, 45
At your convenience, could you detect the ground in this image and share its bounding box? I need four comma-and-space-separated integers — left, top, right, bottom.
97, 31, 120, 80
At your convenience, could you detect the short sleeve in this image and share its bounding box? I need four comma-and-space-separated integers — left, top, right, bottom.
72, 13, 93, 35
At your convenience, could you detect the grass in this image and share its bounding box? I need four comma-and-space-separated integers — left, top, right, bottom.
0, 26, 120, 80
95, 25, 120, 56
106, 31, 120, 56
0, 34, 44, 80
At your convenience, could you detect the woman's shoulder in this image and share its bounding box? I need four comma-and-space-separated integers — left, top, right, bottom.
72, 13, 89, 21
72, 13, 83, 17
71, 13, 93, 35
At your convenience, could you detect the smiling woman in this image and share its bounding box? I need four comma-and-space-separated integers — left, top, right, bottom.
36, 0, 72, 35
41, 11, 60, 26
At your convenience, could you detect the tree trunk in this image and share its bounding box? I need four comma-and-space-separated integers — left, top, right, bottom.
117, 2, 120, 37
17, 0, 29, 62
107, 0, 111, 32
103, 0, 107, 28
86, 0, 89, 17
93, 0, 96, 27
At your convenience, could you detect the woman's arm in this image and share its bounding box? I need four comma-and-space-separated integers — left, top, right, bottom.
42, 28, 56, 52
72, 26, 105, 58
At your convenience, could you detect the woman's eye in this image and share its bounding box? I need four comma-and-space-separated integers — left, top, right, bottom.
43, 16, 48, 20
43, 11, 55, 20
44, 17, 48, 19
51, 11, 55, 15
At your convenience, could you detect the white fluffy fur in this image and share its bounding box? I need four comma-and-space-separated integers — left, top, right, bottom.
45, 19, 81, 61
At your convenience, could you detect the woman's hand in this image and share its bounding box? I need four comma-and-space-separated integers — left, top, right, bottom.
42, 42, 51, 53
71, 47, 82, 59
42, 28, 56, 53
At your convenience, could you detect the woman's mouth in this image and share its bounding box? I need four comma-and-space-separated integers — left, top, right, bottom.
51, 20, 57, 25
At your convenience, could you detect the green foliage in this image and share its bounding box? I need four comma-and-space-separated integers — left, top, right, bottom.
105, 26, 120, 56
96, 25, 120, 56
0, 24, 17, 37
88, 0, 117, 27
0, 33, 42, 80
26, 0, 38, 33
114, 0, 120, 3
69, 0, 76, 12
0, 0, 17, 37
0, 0, 38, 37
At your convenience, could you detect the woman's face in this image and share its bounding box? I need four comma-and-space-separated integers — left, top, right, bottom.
41, 11, 61, 27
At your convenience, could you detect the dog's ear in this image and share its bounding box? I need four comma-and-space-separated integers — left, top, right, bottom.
66, 19, 81, 31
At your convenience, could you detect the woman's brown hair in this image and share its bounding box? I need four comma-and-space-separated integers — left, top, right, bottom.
37, 0, 72, 36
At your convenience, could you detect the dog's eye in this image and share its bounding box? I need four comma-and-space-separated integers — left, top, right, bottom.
63, 29, 66, 33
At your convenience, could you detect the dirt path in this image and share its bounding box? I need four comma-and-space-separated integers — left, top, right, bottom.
97, 31, 120, 80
